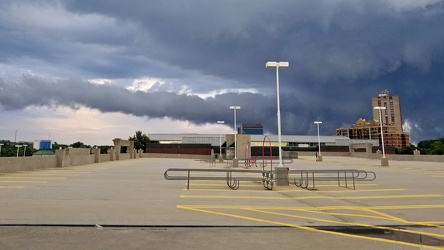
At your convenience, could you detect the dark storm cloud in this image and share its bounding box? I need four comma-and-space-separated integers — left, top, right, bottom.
63, 0, 444, 85
1, 0, 444, 143
0, 75, 356, 137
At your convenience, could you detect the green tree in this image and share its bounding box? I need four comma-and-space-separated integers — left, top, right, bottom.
0, 144, 35, 157
396, 145, 417, 155
129, 131, 150, 152
417, 138, 444, 155
94, 145, 113, 154
52, 142, 68, 151
430, 141, 444, 155
1, 144, 16, 157
70, 141, 91, 148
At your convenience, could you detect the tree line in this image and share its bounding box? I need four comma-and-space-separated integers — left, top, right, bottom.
0, 131, 150, 157
2, 134, 443, 156
396, 138, 444, 155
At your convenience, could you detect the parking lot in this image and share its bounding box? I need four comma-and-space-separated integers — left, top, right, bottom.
1, 156, 443, 249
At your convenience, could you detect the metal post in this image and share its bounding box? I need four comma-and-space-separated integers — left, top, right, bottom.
234, 108, 237, 159
275, 66, 283, 167
379, 109, 386, 158
217, 121, 224, 159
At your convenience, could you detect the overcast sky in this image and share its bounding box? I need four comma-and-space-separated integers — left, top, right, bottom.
1, 0, 443, 146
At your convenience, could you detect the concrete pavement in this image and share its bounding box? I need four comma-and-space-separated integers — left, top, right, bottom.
0, 156, 443, 249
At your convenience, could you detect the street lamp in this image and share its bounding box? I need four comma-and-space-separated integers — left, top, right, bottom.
15, 145, 22, 157
314, 121, 322, 161
374, 106, 389, 166
216, 120, 225, 159
374, 107, 386, 158
229, 106, 241, 160
0, 144, 3, 157
266, 61, 289, 168
23, 144, 28, 157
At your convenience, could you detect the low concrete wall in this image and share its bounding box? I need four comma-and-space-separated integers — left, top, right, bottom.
66, 155, 95, 166
2, 151, 442, 174
0, 151, 135, 173
297, 151, 351, 157
145, 153, 210, 159
99, 154, 111, 162
352, 152, 444, 162
0, 156, 57, 173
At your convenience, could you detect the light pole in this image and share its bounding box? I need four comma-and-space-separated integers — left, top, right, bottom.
374, 106, 388, 166
266, 61, 289, 168
0, 143, 3, 157
216, 120, 225, 159
374, 107, 386, 158
229, 106, 240, 160
15, 145, 22, 157
23, 144, 28, 157
314, 121, 322, 161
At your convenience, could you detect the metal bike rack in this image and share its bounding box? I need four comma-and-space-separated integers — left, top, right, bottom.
164, 168, 375, 191
164, 168, 269, 190
290, 169, 376, 191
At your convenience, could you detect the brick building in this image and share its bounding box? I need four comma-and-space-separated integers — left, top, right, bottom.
336, 90, 410, 149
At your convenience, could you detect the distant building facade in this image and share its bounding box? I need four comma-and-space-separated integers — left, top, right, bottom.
33, 140, 52, 150
336, 118, 410, 149
371, 90, 403, 132
336, 90, 410, 149
239, 123, 264, 135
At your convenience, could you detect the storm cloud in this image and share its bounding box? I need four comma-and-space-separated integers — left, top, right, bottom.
1, 0, 444, 144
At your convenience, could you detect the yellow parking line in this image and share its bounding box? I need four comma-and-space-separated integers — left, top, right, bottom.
18, 170, 91, 174
179, 206, 441, 249
178, 204, 444, 213
0, 177, 65, 180
183, 188, 405, 193
277, 189, 404, 193
180, 194, 441, 200
13, 173, 80, 176
248, 208, 444, 241
0, 180, 47, 183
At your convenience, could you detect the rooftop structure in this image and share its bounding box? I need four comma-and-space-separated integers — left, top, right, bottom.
337, 90, 410, 149
372, 90, 403, 132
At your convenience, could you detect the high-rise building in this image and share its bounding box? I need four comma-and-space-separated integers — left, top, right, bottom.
371, 90, 403, 132
336, 90, 410, 149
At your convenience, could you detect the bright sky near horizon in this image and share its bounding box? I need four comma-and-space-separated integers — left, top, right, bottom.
1, 0, 443, 145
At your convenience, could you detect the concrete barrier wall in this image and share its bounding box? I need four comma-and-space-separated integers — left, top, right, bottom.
99, 154, 111, 162
1, 151, 442, 174
0, 156, 57, 173
119, 153, 131, 160
66, 155, 95, 166
352, 152, 444, 162
296, 151, 351, 157
144, 153, 210, 159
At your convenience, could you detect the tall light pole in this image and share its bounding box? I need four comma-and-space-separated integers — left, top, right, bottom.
229, 106, 240, 160
0, 143, 3, 157
216, 120, 225, 159
266, 61, 289, 168
314, 121, 322, 161
374, 107, 386, 158
15, 145, 22, 157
